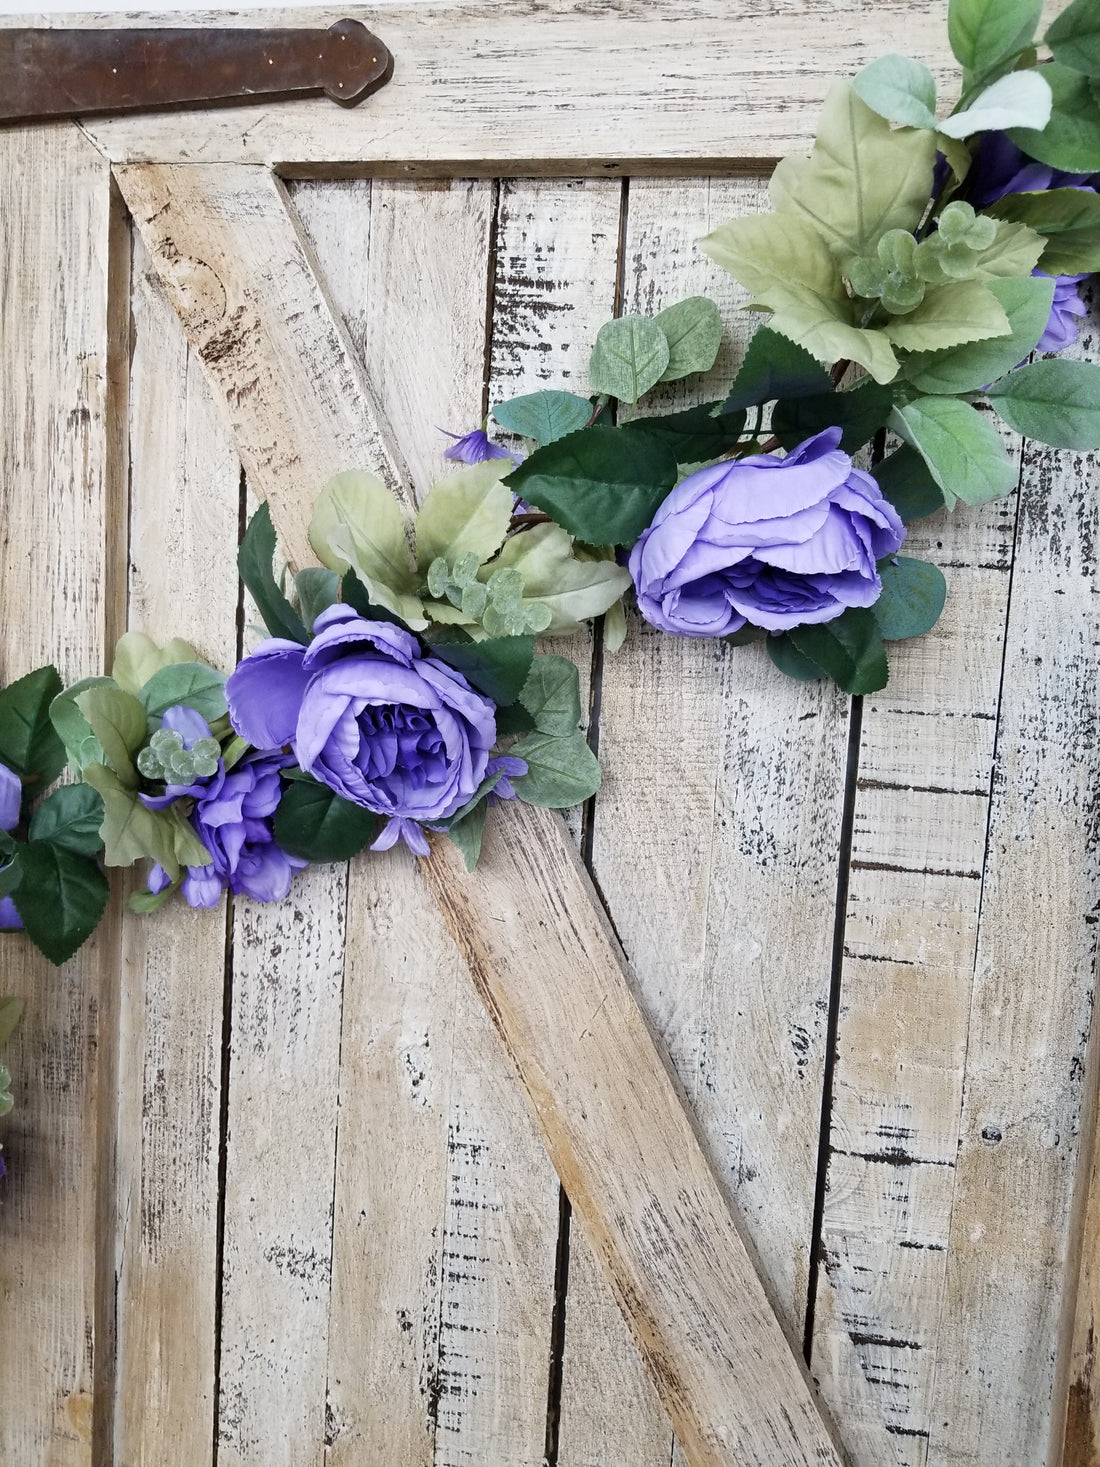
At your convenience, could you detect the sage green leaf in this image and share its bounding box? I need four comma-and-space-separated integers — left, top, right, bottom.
789, 608, 889, 694
939, 69, 1052, 136
425, 635, 534, 707
1046, 0, 1100, 78
966, 217, 1047, 279
588, 315, 670, 402
112, 632, 201, 696
767, 82, 936, 259
139, 663, 228, 725
518, 655, 583, 737
653, 296, 724, 382
11, 843, 109, 966
445, 797, 489, 871
28, 784, 105, 857
75, 686, 148, 787
0, 998, 23, 1048
771, 379, 894, 454
0, 664, 66, 794
853, 54, 937, 129
604, 598, 628, 654
422, 600, 478, 628
622, 401, 747, 462
82, 762, 210, 877
273, 775, 379, 862
489, 523, 632, 634
936, 132, 974, 185
902, 274, 1055, 394
948, 0, 1042, 75
872, 557, 948, 640
872, 445, 947, 520
1009, 64, 1100, 171
701, 213, 900, 383
309, 471, 425, 628
491, 390, 593, 445
883, 279, 1010, 352
767, 634, 826, 682
415, 460, 514, 574
985, 188, 1100, 274
510, 730, 601, 808
49, 677, 113, 772
891, 397, 1018, 507
722, 326, 832, 411
295, 567, 341, 631
505, 426, 678, 547
984, 359, 1100, 449
238, 501, 308, 645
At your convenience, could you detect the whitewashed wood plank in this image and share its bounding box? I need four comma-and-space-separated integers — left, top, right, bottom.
53, 1, 1066, 169
112, 228, 242, 1467
0, 120, 119, 1467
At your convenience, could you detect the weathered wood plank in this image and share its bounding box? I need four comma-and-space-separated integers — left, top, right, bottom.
0, 121, 120, 1467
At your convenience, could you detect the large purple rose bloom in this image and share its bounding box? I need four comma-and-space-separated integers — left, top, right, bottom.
629, 427, 906, 638
226, 605, 497, 855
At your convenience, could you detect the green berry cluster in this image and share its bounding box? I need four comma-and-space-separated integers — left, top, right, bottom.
426, 553, 552, 637
137, 727, 221, 783
847, 202, 999, 315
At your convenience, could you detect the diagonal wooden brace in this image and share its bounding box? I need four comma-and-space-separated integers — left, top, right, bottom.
115, 159, 846, 1467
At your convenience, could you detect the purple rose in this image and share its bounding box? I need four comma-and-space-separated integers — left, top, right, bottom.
1036, 272, 1090, 352
441, 427, 515, 465
226, 605, 497, 854
629, 427, 906, 638
0, 764, 22, 932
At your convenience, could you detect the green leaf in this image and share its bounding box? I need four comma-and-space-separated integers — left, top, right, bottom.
948, 0, 1042, 75
28, 784, 105, 856
622, 401, 747, 462
510, 730, 601, 808
872, 557, 948, 640
767, 634, 826, 682
11, 842, 109, 966
891, 397, 1019, 507
872, 445, 947, 520
789, 608, 889, 694
238, 501, 308, 645
0, 998, 23, 1048
74, 686, 148, 786
426, 635, 535, 707
415, 460, 514, 574
0, 665, 65, 789
771, 379, 894, 454
494, 702, 536, 737
505, 426, 678, 547
883, 279, 1011, 352
294, 567, 341, 632
309, 471, 425, 630
272, 776, 380, 862
444, 797, 489, 871
588, 315, 671, 402
49, 677, 113, 772
852, 53, 937, 129
985, 188, 1100, 274
652, 296, 724, 381
139, 663, 227, 725
767, 81, 937, 258
1009, 64, 1100, 172
902, 274, 1055, 394
491, 390, 593, 445
984, 359, 1100, 449
488, 523, 632, 633
701, 213, 901, 383
939, 69, 1052, 136
721, 326, 833, 412
0, 848, 22, 898
82, 763, 210, 879
967, 217, 1047, 279
518, 655, 584, 737
1046, 0, 1100, 78
112, 632, 201, 696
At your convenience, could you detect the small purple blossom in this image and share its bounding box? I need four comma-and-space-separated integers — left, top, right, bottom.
486, 755, 527, 802
1035, 272, 1089, 352
442, 427, 516, 465
0, 764, 22, 932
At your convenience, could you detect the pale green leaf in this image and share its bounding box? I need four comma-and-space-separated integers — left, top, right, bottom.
883, 278, 1010, 352
891, 398, 1018, 507
489, 523, 632, 635
939, 69, 1052, 136
112, 632, 200, 696
415, 460, 514, 574
967, 217, 1046, 278
422, 600, 478, 628
50, 677, 113, 771
948, 0, 1042, 75
653, 296, 724, 381
308, 472, 423, 627
74, 686, 149, 787
82, 762, 210, 879
936, 132, 974, 184
985, 188, 1100, 274
589, 316, 670, 402
603, 598, 628, 653
902, 274, 1055, 393
0, 997, 23, 1048
853, 54, 937, 129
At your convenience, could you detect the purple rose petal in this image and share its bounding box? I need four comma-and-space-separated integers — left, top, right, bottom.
0, 764, 21, 834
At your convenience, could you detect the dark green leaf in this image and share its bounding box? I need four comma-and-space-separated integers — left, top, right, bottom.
519, 655, 583, 737
985, 359, 1100, 448
494, 702, 537, 737
771, 379, 894, 454
0, 665, 65, 789
1009, 64, 1100, 172
621, 401, 747, 462
872, 557, 948, 640
339, 571, 411, 629
1046, 0, 1100, 78
767, 635, 826, 681
721, 326, 832, 413
985, 188, 1100, 275
789, 608, 889, 694
425, 635, 535, 707
510, 730, 601, 808
139, 663, 227, 724
273, 776, 380, 862
724, 623, 767, 647
239, 501, 308, 645
28, 784, 105, 856
492, 390, 595, 446
872, 446, 946, 521
0, 851, 22, 898
445, 798, 489, 871
948, 0, 1042, 76
295, 568, 341, 631
504, 426, 678, 547
12, 842, 109, 966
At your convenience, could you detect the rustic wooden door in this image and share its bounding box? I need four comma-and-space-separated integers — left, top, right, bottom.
1, 4, 1098, 1466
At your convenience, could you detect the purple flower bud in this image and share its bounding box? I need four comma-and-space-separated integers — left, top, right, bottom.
0, 764, 21, 834
0, 896, 22, 932
441, 427, 516, 465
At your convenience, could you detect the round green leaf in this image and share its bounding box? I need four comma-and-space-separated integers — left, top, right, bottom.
653, 296, 724, 382
139, 663, 228, 724
853, 53, 938, 129
588, 315, 670, 403
491, 391, 593, 445
872, 557, 948, 640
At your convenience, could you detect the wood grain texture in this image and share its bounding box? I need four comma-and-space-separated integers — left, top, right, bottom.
0, 122, 120, 1467
43, 0, 1068, 170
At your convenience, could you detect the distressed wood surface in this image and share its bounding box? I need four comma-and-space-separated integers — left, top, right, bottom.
0, 122, 122, 1467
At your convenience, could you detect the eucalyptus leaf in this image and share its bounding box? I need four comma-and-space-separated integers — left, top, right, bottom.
11, 842, 110, 966
622, 401, 747, 461
509, 730, 601, 808
884, 279, 1011, 353
415, 460, 514, 573
939, 69, 1052, 137
139, 663, 227, 724
588, 315, 670, 402
426, 635, 534, 707
49, 677, 113, 772
238, 501, 308, 645
852, 53, 938, 129
985, 188, 1100, 275
309, 471, 425, 629
272, 776, 380, 862
488, 523, 632, 633
767, 635, 826, 682
0, 665, 65, 790
872, 445, 947, 520
902, 274, 1055, 394
872, 557, 948, 640
295, 567, 341, 631
789, 608, 889, 695
653, 296, 724, 381
28, 784, 105, 857
75, 686, 148, 787
1046, 0, 1100, 78
112, 632, 201, 696
984, 359, 1100, 448
721, 326, 832, 412
518, 655, 584, 737
771, 380, 894, 454
891, 397, 1019, 507
948, 0, 1042, 76
491, 390, 593, 445
1009, 64, 1100, 172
